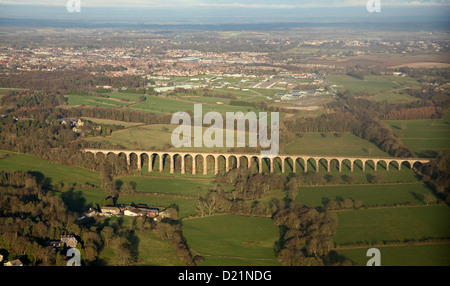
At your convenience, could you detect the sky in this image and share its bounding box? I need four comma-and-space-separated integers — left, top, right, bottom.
0, 0, 449, 24
0, 0, 449, 8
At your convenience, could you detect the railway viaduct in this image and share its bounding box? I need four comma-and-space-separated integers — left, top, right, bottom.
83, 148, 430, 175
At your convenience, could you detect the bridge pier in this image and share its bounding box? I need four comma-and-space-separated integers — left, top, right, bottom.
192, 156, 196, 175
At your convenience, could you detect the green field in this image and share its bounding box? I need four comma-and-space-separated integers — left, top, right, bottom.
334, 205, 450, 245
183, 214, 281, 265
117, 176, 213, 197
83, 123, 259, 154
295, 182, 437, 208
337, 244, 450, 266
384, 114, 450, 158
328, 75, 420, 103
0, 150, 100, 187
96, 217, 185, 266
134, 232, 186, 266
283, 132, 390, 157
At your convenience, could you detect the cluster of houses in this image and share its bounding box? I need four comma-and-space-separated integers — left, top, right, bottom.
81, 204, 169, 222
57, 118, 101, 135
274, 89, 327, 101
0, 235, 79, 266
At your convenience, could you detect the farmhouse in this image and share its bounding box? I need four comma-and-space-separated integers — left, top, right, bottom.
100, 206, 121, 216
4, 259, 24, 266
60, 235, 78, 248
123, 206, 159, 217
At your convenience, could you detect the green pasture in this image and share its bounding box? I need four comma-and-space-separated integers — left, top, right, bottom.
334, 205, 450, 245
183, 214, 280, 260
0, 150, 100, 187
337, 243, 450, 266
283, 132, 390, 157
116, 176, 213, 197
295, 182, 437, 208
384, 114, 450, 157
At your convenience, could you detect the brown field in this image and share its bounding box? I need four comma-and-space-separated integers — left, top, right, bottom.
305, 54, 450, 68
390, 62, 450, 69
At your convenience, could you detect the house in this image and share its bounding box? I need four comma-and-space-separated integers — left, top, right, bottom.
100, 206, 121, 216
57, 118, 78, 125
5, 259, 24, 266
60, 235, 78, 248
124, 207, 142, 217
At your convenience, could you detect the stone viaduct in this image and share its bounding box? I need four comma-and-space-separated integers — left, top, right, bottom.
83, 148, 430, 175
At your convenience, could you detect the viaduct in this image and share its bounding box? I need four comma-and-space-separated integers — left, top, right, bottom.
83, 148, 430, 175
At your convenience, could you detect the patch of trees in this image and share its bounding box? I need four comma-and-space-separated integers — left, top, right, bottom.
0, 90, 67, 111
155, 214, 196, 266
346, 70, 365, 80
419, 151, 450, 204
0, 171, 95, 265
0, 70, 147, 91
273, 204, 350, 266
215, 168, 286, 200
382, 106, 441, 120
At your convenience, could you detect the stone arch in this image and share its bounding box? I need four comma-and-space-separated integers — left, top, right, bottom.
228, 155, 238, 171
353, 159, 364, 172
139, 153, 149, 172
400, 160, 412, 171
184, 154, 194, 174
305, 158, 317, 173
216, 155, 226, 174
159, 153, 171, 173
285, 157, 295, 173
388, 160, 400, 171
239, 155, 249, 169
172, 153, 183, 173
329, 158, 340, 172
317, 158, 329, 172
365, 159, 376, 171
341, 159, 352, 172
377, 160, 388, 171
205, 155, 215, 175
193, 154, 203, 175
273, 157, 283, 173
250, 156, 260, 173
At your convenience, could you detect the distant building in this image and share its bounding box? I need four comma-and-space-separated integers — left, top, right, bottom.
100, 206, 121, 216
60, 235, 78, 248
5, 259, 24, 266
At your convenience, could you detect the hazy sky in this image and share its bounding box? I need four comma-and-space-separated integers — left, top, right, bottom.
0, 0, 449, 8
0, 0, 449, 24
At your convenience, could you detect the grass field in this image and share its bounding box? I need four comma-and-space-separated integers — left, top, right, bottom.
117, 176, 213, 197
83, 123, 259, 154
295, 182, 437, 208
334, 205, 450, 245
384, 113, 450, 158
96, 217, 185, 266
327, 75, 420, 103
182, 214, 280, 265
337, 244, 450, 266
283, 132, 390, 157
0, 150, 100, 187
134, 232, 186, 266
